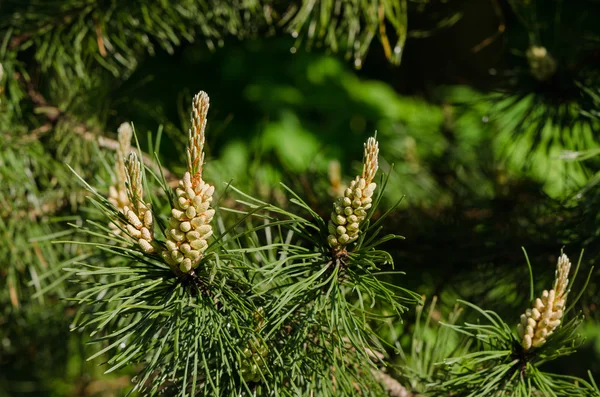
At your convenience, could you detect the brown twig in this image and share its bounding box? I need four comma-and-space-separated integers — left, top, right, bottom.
24, 82, 179, 187
472, 0, 505, 53
95, 20, 107, 57
373, 370, 426, 397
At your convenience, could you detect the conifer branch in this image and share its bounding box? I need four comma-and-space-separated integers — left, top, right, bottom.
21, 81, 179, 186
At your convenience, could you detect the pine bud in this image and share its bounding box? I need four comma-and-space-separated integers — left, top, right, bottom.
240, 341, 269, 383
526, 46, 557, 82
108, 123, 133, 235
122, 152, 155, 253
163, 91, 215, 275
327, 136, 379, 252
517, 253, 571, 350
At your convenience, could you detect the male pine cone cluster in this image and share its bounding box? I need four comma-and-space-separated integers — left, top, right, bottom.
327, 137, 379, 252
123, 152, 155, 254
163, 172, 215, 273
108, 122, 133, 236
517, 253, 571, 350
162, 91, 215, 274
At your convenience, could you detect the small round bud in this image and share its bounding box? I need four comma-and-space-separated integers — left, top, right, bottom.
186, 250, 201, 260
335, 215, 346, 225
190, 239, 208, 251
139, 239, 155, 253
126, 210, 142, 229
166, 240, 178, 252
143, 211, 153, 228
346, 222, 359, 232
141, 227, 152, 241
171, 250, 184, 263
180, 258, 193, 273
186, 188, 196, 199
170, 228, 185, 242
186, 206, 197, 219
171, 208, 184, 220
522, 335, 532, 350
180, 243, 191, 255
338, 234, 350, 244
327, 235, 338, 247
186, 231, 201, 241
180, 221, 192, 232
127, 224, 142, 238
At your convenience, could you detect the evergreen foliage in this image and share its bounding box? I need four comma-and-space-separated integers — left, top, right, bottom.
2, 0, 600, 396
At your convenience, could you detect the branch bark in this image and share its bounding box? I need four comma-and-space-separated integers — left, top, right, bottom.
24, 81, 179, 187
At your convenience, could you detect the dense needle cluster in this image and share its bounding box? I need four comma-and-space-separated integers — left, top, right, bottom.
162, 92, 215, 274
517, 253, 571, 350
327, 137, 379, 252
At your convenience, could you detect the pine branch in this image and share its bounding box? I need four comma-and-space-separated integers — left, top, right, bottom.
372, 371, 426, 397
22, 81, 179, 187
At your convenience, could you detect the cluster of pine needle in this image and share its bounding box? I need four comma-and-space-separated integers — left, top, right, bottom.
55, 88, 598, 397
62, 89, 421, 396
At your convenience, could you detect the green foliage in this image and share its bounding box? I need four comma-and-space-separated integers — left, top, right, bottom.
284, 0, 408, 67
3, 0, 600, 395
439, 300, 585, 397
57, 119, 418, 395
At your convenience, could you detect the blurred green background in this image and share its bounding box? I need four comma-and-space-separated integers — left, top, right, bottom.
2, 0, 600, 395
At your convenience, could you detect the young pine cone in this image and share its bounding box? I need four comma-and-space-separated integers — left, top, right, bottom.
162, 91, 215, 274
240, 341, 268, 383
517, 253, 571, 350
108, 122, 133, 235
123, 152, 155, 253
327, 137, 379, 252
162, 172, 215, 273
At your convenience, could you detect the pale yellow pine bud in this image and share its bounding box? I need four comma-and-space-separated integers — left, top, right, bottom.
187, 91, 210, 178
123, 152, 155, 253
517, 252, 572, 351
553, 253, 571, 300
115, 123, 132, 199
362, 137, 379, 185
108, 124, 134, 235
163, 91, 216, 275
118, 123, 133, 154
327, 136, 379, 252
125, 152, 143, 210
